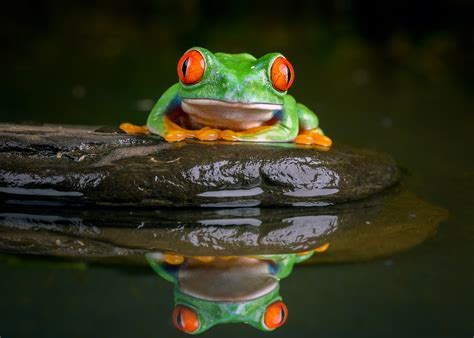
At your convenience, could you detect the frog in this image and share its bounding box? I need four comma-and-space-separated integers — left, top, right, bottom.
120, 47, 332, 147
145, 243, 329, 334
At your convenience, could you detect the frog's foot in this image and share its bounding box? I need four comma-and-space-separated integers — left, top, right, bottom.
295, 129, 332, 148
221, 129, 240, 141
195, 127, 221, 141
297, 243, 330, 257
314, 242, 330, 253
165, 130, 187, 142
164, 117, 221, 142
163, 253, 185, 265
296, 250, 313, 257
192, 256, 216, 263
119, 123, 150, 135
165, 127, 221, 142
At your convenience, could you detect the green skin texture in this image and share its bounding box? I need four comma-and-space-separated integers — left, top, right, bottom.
146, 252, 314, 334
147, 47, 320, 142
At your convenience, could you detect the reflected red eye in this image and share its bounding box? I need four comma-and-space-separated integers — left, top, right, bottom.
270, 56, 294, 92
172, 305, 200, 333
177, 50, 206, 85
264, 301, 288, 330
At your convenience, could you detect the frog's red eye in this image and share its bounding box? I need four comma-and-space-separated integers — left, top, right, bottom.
177, 50, 206, 85
270, 56, 294, 92
264, 301, 288, 330
172, 305, 200, 333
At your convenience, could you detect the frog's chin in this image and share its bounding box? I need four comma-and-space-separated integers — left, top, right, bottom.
177, 256, 279, 302
181, 98, 282, 131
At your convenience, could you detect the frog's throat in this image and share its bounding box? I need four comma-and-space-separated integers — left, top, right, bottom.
179, 98, 283, 131
176, 256, 279, 302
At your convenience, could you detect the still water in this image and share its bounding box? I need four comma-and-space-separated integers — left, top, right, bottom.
0, 2, 473, 337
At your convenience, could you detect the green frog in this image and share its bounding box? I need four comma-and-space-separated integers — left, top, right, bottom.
145, 243, 329, 334
120, 47, 332, 147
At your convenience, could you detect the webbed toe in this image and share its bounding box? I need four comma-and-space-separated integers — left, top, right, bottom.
119, 123, 150, 135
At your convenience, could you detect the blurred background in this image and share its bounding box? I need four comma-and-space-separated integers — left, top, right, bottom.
1, 0, 472, 136
0, 1, 473, 337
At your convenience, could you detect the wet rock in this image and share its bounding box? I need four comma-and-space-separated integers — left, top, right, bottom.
0, 124, 399, 207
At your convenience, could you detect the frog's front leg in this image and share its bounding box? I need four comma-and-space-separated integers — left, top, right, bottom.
294, 102, 332, 147
147, 83, 184, 141
221, 96, 299, 142
145, 253, 180, 283
146, 83, 221, 142
119, 123, 150, 135
120, 84, 183, 136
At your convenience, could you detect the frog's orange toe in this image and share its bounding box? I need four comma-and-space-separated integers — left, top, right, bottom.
296, 250, 313, 256
219, 256, 236, 260
294, 134, 314, 145
314, 242, 330, 253
163, 253, 184, 265
165, 130, 186, 142
312, 134, 332, 148
221, 130, 239, 141
196, 128, 221, 141
193, 256, 216, 263
119, 123, 150, 135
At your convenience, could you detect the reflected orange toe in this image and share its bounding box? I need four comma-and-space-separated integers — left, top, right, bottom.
219, 256, 236, 260
297, 250, 313, 256
165, 130, 186, 142
119, 123, 150, 135
196, 128, 221, 141
314, 242, 330, 253
163, 254, 184, 265
193, 256, 216, 263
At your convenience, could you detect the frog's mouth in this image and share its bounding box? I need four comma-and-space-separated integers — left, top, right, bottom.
177, 98, 283, 131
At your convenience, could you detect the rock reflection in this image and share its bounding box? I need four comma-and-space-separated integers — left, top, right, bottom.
0, 186, 447, 263
146, 248, 327, 334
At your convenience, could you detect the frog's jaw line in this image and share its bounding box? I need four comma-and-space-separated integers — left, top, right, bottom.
183, 98, 282, 111
181, 98, 282, 131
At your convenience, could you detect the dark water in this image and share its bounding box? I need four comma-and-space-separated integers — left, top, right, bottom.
0, 1, 473, 337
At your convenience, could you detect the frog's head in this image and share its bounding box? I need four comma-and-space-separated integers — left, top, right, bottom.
153, 255, 291, 334
146, 253, 312, 334
173, 47, 295, 131
171, 286, 287, 334
176, 47, 294, 104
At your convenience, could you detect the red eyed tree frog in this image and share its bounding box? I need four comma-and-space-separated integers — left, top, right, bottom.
120, 47, 332, 147
145, 243, 329, 334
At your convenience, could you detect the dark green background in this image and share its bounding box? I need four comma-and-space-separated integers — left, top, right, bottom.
0, 1, 473, 337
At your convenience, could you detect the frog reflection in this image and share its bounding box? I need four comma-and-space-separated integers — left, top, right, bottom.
145, 244, 329, 334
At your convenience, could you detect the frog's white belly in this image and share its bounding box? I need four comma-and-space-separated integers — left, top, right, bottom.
182, 98, 282, 131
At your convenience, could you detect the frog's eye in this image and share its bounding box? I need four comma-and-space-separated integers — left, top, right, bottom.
172, 305, 200, 333
177, 50, 206, 85
270, 56, 294, 92
263, 301, 288, 330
